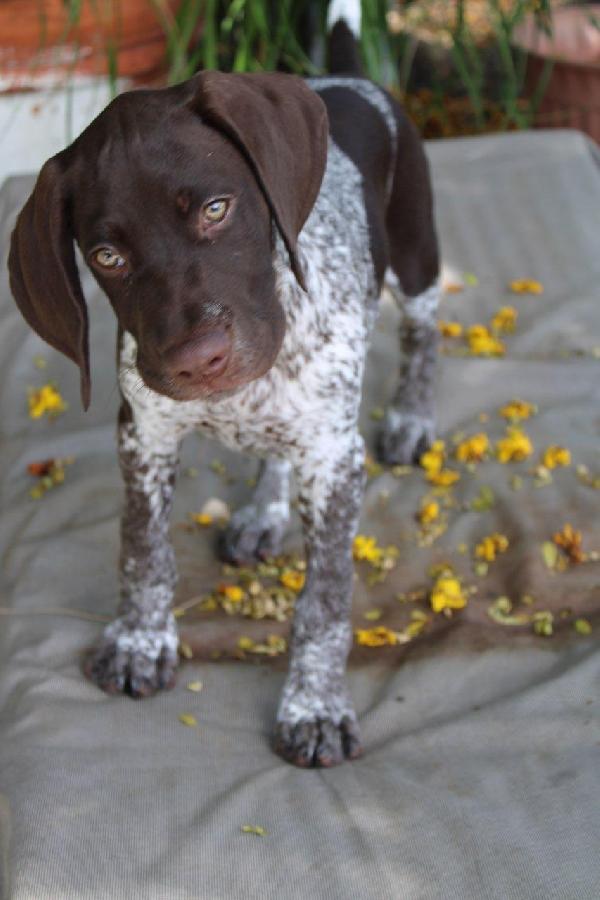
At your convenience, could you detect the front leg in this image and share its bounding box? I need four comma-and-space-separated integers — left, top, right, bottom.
85, 401, 181, 698
379, 280, 440, 464
273, 435, 365, 767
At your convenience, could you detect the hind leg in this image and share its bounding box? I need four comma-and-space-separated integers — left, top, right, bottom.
220, 458, 291, 564
378, 274, 440, 465
376, 106, 440, 465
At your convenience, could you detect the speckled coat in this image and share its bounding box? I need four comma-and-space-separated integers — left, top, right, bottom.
9, 62, 439, 767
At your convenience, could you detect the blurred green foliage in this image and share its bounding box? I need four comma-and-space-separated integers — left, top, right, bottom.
56, 0, 558, 134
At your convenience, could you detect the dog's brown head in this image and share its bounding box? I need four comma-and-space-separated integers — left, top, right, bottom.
8, 72, 328, 407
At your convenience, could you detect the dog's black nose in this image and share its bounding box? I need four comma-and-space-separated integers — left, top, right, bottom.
166, 328, 232, 383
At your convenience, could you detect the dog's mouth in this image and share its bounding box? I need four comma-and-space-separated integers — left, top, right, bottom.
135, 326, 284, 403
137, 353, 280, 403
137, 367, 246, 403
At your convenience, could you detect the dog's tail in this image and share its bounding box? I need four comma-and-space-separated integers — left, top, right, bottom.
326, 0, 363, 76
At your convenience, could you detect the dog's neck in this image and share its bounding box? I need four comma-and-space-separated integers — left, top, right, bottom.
271, 227, 332, 376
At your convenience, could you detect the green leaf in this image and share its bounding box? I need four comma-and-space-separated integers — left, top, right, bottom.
532, 611, 554, 637
179, 641, 193, 659
178, 713, 198, 727
488, 596, 530, 626
241, 825, 266, 836
363, 608, 382, 621
541, 542, 558, 570
574, 618, 592, 636
470, 486, 495, 512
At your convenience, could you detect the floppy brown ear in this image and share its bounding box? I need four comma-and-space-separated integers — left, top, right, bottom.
8, 155, 90, 410
189, 71, 329, 291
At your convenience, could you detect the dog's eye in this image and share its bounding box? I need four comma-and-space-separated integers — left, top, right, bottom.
203, 199, 229, 224
93, 247, 126, 270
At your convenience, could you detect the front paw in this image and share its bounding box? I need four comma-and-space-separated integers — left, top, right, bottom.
219, 501, 289, 565
377, 409, 435, 465
273, 716, 362, 768
274, 676, 362, 767
84, 616, 179, 698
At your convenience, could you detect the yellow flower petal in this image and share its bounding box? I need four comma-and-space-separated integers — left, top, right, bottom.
420, 443, 444, 476
467, 324, 505, 356
553, 523, 585, 564
419, 500, 440, 525
499, 399, 537, 422
353, 535, 383, 564
355, 626, 398, 647
509, 279, 543, 294
279, 569, 305, 592
430, 574, 467, 613
491, 305, 517, 333
28, 384, 67, 419
190, 512, 213, 526
496, 427, 534, 463
475, 533, 509, 562
455, 432, 489, 463
428, 468, 460, 487
220, 584, 245, 602
438, 320, 463, 338
542, 446, 571, 469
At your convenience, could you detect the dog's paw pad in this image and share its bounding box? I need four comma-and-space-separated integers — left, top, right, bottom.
84, 622, 179, 698
273, 717, 362, 768
377, 410, 435, 466
219, 504, 288, 565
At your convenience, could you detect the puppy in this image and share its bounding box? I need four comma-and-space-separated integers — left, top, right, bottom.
9, 4, 439, 766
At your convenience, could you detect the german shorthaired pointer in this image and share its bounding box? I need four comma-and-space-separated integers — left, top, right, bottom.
8, 2, 439, 767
